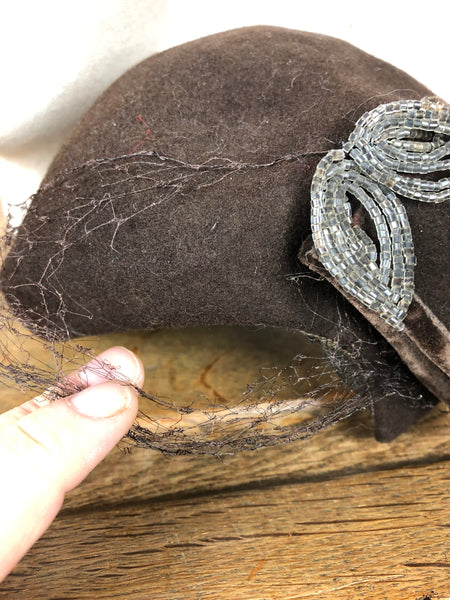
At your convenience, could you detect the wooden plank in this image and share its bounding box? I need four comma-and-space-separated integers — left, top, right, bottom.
2, 460, 449, 599
62, 406, 450, 511
1, 325, 449, 509
1, 325, 449, 598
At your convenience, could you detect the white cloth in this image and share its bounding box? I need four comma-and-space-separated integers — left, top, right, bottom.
1, 0, 448, 220
0, 0, 168, 218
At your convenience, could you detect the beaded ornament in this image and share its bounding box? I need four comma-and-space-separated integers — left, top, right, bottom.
310, 99, 450, 331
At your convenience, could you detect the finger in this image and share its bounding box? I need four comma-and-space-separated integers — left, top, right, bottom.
0, 349, 144, 582
53, 345, 145, 396
0, 382, 138, 581
7, 346, 144, 422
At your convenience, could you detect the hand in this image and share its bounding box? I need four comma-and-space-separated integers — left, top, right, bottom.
0, 346, 144, 582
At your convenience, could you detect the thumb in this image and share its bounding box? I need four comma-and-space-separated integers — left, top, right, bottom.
0, 346, 144, 582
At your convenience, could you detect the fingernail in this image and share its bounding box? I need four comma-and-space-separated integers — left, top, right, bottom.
93, 346, 144, 386
67, 383, 133, 418
115, 347, 143, 384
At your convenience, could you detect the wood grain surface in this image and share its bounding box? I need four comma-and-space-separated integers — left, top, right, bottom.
0, 326, 449, 599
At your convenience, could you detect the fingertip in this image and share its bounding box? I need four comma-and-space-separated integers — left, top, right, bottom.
68, 346, 145, 390
112, 346, 145, 388
67, 380, 136, 419
91, 346, 145, 386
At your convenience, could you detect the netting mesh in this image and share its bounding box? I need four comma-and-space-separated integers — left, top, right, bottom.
0, 147, 441, 455
0, 292, 364, 455
0, 195, 366, 454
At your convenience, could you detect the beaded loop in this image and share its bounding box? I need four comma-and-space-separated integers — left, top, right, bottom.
310, 98, 449, 331
346, 99, 450, 203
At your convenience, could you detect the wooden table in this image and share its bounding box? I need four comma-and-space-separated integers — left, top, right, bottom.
0, 326, 449, 599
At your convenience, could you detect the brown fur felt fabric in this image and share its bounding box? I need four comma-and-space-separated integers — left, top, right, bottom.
2, 26, 448, 440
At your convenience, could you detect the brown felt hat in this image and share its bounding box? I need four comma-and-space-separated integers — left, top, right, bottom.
2, 26, 448, 442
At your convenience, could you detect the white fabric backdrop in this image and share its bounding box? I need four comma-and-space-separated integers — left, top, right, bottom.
1, 0, 448, 218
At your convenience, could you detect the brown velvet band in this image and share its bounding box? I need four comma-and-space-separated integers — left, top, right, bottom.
299, 236, 450, 406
